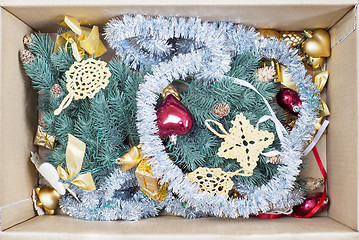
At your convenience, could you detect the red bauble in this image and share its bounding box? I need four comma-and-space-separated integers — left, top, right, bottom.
293, 192, 329, 217
156, 94, 193, 137
276, 88, 302, 116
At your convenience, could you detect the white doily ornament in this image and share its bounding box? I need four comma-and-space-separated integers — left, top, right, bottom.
54, 58, 111, 115
187, 167, 237, 196
205, 113, 274, 176
188, 114, 274, 196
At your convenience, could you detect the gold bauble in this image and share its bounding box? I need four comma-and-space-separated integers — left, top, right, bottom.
161, 85, 180, 101
280, 31, 303, 48
303, 54, 324, 69
302, 29, 330, 58
258, 29, 280, 39
35, 186, 61, 215
228, 189, 242, 199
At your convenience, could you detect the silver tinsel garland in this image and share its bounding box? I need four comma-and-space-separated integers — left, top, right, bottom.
104, 14, 233, 80
59, 168, 161, 221
60, 14, 318, 220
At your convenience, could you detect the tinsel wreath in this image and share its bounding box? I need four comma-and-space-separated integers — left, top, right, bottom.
105, 15, 318, 217
23, 32, 162, 221
168, 52, 286, 189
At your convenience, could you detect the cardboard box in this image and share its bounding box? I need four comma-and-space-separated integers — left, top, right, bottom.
0, 1, 358, 239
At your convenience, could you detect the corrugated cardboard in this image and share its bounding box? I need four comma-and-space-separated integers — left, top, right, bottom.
2, 215, 359, 240
0, 7, 37, 231
0, 1, 358, 239
1, 1, 355, 31
327, 5, 359, 231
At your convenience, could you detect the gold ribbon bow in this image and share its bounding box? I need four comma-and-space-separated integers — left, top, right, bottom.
314, 71, 330, 130
57, 134, 96, 191
116, 145, 143, 172
54, 16, 107, 61
115, 145, 168, 202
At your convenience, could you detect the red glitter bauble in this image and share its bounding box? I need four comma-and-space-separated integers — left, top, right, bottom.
277, 88, 302, 116
293, 192, 329, 217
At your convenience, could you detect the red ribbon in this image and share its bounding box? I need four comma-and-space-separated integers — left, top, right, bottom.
256, 146, 327, 219
256, 213, 284, 219
290, 146, 327, 218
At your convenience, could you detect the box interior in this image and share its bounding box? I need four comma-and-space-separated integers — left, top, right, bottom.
0, 1, 358, 239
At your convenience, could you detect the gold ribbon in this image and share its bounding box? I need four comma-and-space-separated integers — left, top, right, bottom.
136, 161, 168, 202
314, 71, 330, 130
261, 58, 281, 83
314, 71, 329, 93
115, 145, 143, 171
57, 134, 96, 191
54, 16, 107, 61
278, 64, 296, 91
115, 145, 168, 202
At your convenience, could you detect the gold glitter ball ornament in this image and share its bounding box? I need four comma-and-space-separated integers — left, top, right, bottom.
280, 31, 304, 48
161, 85, 180, 101
23, 34, 34, 47
213, 102, 230, 118
20, 49, 34, 64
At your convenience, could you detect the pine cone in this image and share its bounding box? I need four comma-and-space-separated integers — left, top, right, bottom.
20, 49, 34, 64
280, 31, 304, 48
268, 155, 281, 164
255, 66, 276, 82
304, 177, 324, 191
38, 118, 47, 128
213, 102, 230, 118
23, 35, 34, 47
51, 84, 62, 98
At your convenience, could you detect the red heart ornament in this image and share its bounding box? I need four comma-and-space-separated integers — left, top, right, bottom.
156, 94, 193, 137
